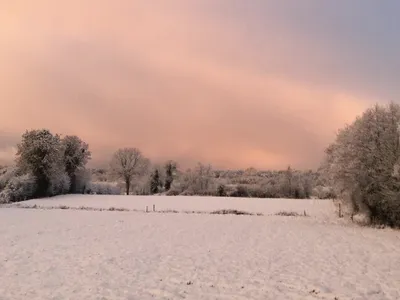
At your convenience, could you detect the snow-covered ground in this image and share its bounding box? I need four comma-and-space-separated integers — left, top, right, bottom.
1, 196, 400, 300
18, 195, 337, 221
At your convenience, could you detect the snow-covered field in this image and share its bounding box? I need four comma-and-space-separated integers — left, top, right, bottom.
18, 195, 337, 221
1, 196, 400, 300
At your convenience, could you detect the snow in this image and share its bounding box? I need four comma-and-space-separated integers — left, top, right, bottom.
19, 195, 337, 221
1, 196, 400, 300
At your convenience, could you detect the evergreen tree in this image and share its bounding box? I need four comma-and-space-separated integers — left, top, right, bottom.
150, 169, 161, 194
164, 161, 176, 191
217, 184, 226, 197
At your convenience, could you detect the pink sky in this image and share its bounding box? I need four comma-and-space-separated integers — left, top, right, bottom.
1, 1, 390, 169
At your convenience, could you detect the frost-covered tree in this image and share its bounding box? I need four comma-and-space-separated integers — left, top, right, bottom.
16, 129, 65, 197
62, 135, 91, 192
164, 160, 177, 191
0, 166, 17, 192
282, 165, 293, 197
182, 163, 215, 195
74, 168, 92, 194
301, 170, 314, 199
110, 148, 149, 195
47, 168, 70, 196
323, 103, 400, 226
0, 173, 37, 203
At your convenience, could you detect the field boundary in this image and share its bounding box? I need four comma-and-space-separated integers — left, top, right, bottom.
1, 203, 311, 218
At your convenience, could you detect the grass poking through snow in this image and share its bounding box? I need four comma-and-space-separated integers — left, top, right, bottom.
2, 203, 312, 218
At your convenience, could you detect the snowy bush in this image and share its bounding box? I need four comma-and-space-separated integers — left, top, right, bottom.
312, 185, 336, 199
0, 174, 36, 203
86, 182, 121, 195
165, 181, 184, 196
216, 184, 227, 197
352, 213, 371, 226
73, 169, 91, 194
166, 188, 180, 196
0, 167, 17, 191
47, 171, 70, 196
230, 185, 250, 197
247, 185, 269, 198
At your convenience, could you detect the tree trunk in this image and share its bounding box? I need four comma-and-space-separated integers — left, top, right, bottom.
126, 180, 130, 195
69, 173, 76, 193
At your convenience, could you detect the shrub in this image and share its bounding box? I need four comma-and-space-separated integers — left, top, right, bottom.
164, 181, 184, 196
180, 189, 195, 196
47, 171, 70, 196
275, 211, 304, 217
166, 189, 180, 196
261, 182, 281, 198
86, 182, 121, 195
352, 213, 371, 226
74, 169, 91, 194
229, 185, 250, 197
211, 209, 254, 215
312, 185, 336, 199
0, 174, 37, 203
361, 187, 400, 227
247, 185, 268, 198
216, 184, 227, 197
0, 167, 17, 191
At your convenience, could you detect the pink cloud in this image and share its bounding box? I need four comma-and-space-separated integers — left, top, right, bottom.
0, 1, 376, 169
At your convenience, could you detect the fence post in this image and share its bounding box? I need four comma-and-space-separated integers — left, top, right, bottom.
153, 204, 155, 212
146, 206, 148, 213
338, 203, 342, 218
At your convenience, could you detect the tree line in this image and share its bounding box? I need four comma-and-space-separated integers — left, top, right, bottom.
1, 101, 400, 227
0, 130, 324, 202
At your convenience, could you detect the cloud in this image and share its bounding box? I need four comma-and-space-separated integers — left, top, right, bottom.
0, 1, 390, 169
0, 132, 18, 165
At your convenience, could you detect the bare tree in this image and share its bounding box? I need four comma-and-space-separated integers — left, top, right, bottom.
182, 163, 214, 195
110, 148, 149, 195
